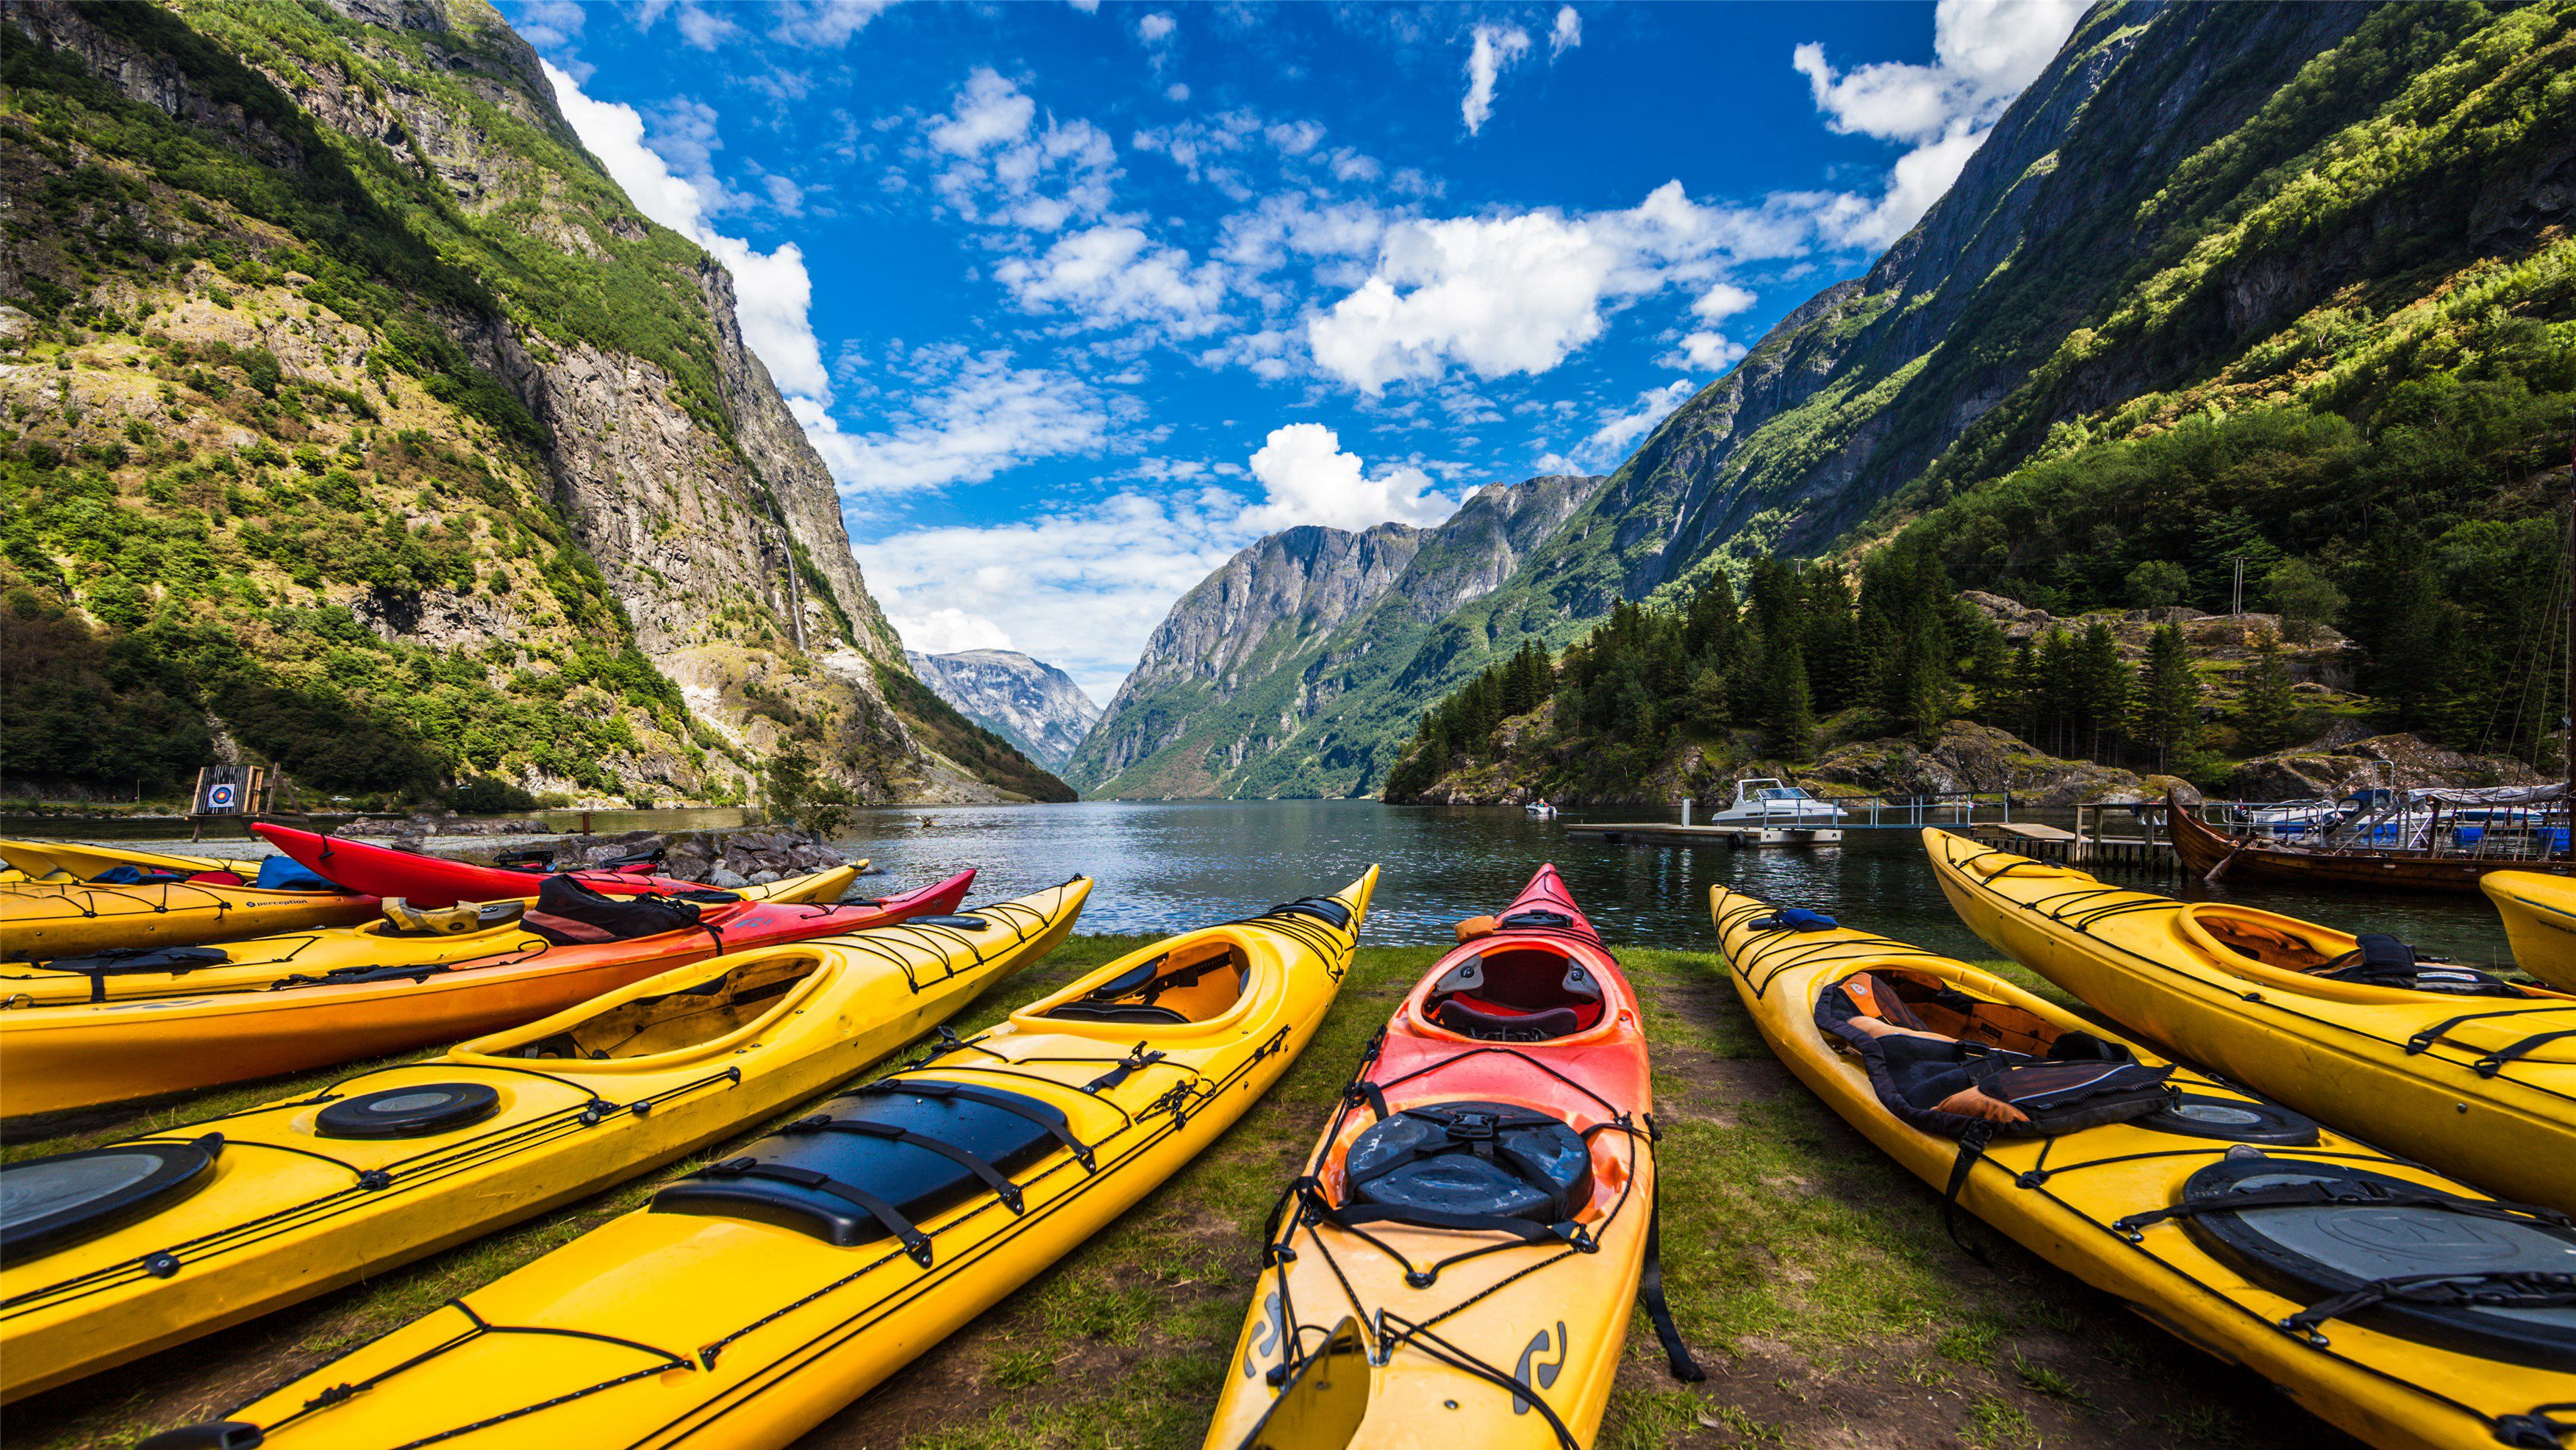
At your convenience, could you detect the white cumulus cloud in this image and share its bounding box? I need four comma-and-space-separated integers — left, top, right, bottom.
545, 62, 831, 403
1549, 6, 1581, 56
1308, 210, 1615, 393
892, 607, 1015, 656
795, 355, 1108, 495
1573, 379, 1693, 467
1239, 423, 1457, 533
1461, 23, 1532, 136
994, 225, 1231, 337
1794, 0, 2087, 246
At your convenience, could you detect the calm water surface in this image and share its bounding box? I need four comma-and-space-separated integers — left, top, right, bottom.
826, 800, 2519, 965
16, 800, 2515, 963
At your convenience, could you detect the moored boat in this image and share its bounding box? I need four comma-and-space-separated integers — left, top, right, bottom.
1714, 883, 2576, 1450
0, 876, 1090, 1404
2168, 787, 2576, 893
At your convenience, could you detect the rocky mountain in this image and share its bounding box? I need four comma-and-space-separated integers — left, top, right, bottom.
0, 0, 1065, 805
1067, 472, 1600, 797
1091, 0, 2575, 801
906, 649, 1103, 774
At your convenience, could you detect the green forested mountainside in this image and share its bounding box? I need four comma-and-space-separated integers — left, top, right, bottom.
0, 0, 1062, 805
1197, 0, 2576, 803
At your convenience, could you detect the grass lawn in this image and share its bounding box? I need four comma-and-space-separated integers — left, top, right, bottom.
7, 933, 2347, 1450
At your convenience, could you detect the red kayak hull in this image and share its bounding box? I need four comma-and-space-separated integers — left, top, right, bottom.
257, 825, 752, 906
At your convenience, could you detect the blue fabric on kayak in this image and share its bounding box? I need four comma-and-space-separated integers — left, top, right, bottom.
255, 855, 344, 891
1752, 907, 1839, 932
90, 865, 187, 884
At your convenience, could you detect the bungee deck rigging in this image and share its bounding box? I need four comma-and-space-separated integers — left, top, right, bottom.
4, 879, 1092, 1405
165, 872, 1375, 1450
1717, 883, 2576, 1450
1207, 864, 1700, 1450
1925, 830, 2576, 1218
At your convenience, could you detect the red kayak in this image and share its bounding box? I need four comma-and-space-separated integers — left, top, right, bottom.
257, 824, 734, 906
1210, 864, 1702, 1447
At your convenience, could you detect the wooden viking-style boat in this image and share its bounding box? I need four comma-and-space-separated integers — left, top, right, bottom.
2167, 441, 2576, 895
2167, 787, 2576, 893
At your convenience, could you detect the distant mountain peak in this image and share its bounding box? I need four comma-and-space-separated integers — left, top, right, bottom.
906, 649, 1104, 775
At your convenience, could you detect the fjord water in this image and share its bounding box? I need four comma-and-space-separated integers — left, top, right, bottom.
831, 800, 2519, 965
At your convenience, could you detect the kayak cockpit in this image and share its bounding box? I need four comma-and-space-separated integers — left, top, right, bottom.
1413, 941, 1607, 1042
2178, 905, 2544, 1000
1035, 938, 1248, 1025
482, 950, 829, 1061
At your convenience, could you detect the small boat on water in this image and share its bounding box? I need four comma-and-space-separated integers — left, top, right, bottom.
1523, 800, 1557, 819
1706, 778, 1847, 829
2169, 786, 2576, 892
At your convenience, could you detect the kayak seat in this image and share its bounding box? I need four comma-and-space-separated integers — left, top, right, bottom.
1046, 1001, 1189, 1024
653, 1083, 1074, 1251
1431, 998, 1582, 1041
1423, 946, 1604, 1040
520, 875, 704, 946
501, 952, 821, 1059
1042, 943, 1245, 1024
1818, 970, 2173, 1137
2314, 933, 2531, 998
1343, 1100, 1592, 1227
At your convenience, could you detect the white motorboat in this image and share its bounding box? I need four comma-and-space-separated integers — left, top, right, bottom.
1706, 778, 1847, 828
1523, 800, 1558, 819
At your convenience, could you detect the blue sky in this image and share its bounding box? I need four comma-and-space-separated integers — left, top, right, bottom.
501, 0, 2086, 702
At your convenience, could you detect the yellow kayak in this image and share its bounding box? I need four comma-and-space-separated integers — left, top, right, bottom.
183, 869, 1375, 1450
1714, 885, 2576, 1450
0, 840, 262, 883
0, 877, 379, 960
0, 867, 856, 1008
0, 868, 984, 1120
1923, 828, 2576, 1217
0, 877, 1087, 1404
2483, 870, 2576, 991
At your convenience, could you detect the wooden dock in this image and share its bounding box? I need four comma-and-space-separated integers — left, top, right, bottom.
1564, 822, 1844, 848
1964, 811, 2178, 870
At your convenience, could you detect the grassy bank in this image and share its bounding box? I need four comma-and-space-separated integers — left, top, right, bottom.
7, 933, 2344, 1450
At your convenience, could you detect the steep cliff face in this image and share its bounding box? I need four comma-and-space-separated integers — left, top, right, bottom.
0, 0, 1037, 804
1068, 473, 1599, 798
906, 649, 1103, 773
1475, 0, 2572, 617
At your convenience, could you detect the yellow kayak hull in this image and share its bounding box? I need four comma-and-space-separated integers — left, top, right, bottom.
0, 840, 263, 883
0, 869, 865, 1119
1714, 884, 2573, 1450
0, 878, 379, 960
2482, 870, 2576, 991
0, 866, 855, 1008
0, 877, 1089, 1404
1922, 828, 2576, 1217
211, 869, 1375, 1450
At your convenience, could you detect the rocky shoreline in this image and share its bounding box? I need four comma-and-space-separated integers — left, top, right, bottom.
329, 822, 861, 889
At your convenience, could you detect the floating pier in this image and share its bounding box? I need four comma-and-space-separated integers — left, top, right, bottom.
1564, 822, 1845, 847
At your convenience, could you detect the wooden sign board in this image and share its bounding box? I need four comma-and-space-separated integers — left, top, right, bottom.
192, 764, 264, 816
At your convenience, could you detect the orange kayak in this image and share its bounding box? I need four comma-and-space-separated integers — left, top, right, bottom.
1206, 864, 1701, 1449
0, 869, 975, 1118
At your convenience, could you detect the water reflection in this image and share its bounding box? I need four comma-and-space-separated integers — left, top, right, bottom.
828, 800, 2516, 964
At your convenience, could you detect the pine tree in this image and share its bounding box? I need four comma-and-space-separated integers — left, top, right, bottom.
2071, 620, 2130, 762
1770, 641, 1816, 763
1684, 665, 1730, 734
1684, 572, 1739, 667
2131, 623, 2201, 772
2235, 627, 2302, 754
